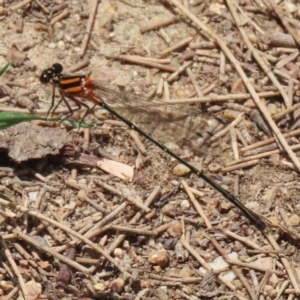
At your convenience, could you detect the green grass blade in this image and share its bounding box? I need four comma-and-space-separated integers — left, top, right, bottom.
0, 112, 93, 129
0, 62, 11, 77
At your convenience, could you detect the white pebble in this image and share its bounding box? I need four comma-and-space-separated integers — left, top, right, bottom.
48, 42, 56, 49
173, 164, 191, 176
113, 248, 123, 259
57, 41, 65, 50
180, 200, 190, 209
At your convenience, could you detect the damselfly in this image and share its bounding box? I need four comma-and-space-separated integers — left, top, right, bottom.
40, 63, 266, 231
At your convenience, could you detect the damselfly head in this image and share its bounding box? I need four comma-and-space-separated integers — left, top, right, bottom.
52, 63, 63, 74
40, 63, 64, 84
39, 70, 52, 84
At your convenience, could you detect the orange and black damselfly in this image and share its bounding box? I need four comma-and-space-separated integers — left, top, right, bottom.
40, 63, 266, 231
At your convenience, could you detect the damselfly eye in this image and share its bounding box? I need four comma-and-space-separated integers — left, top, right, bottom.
40, 71, 51, 84
52, 63, 63, 74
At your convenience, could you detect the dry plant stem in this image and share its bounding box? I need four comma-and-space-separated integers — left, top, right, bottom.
0, 96, 10, 103
222, 159, 260, 173
181, 180, 212, 229
110, 223, 170, 236
276, 51, 299, 69
83, 128, 90, 149
48, 205, 77, 242
158, 28, 172, 45
17, 231, 89, 273
5, 285, 20, 300
0, 238, 28, 300
279, 208, 292, 227
258, 271, 271, 297
80, 1, 98, 56
163, 79, 170, 100
129, 130, 146, 154
159, 36, 194, 57
0, 198, 130, 277
166, 91, 279, 104
276, 280, 290, 299
288, 79, 294, 106
224, 230, 262, 250
226, 144, 300, 167
231, 128, 239, 160
269, 1, 300, 48
180, 237, 212, 270
136, 56, 171, 64
273, 69, 299, 84
104, 187, 160, 258
266, 233, 300, 294
83, 204, 128, 238
140, 16, 179, 33
226, 0, 290, 108
82, 196, 107, 214
209, 112, 244, 143
167, 0, 300, 172
189, 187, 205, 197
94, 180, 151, 213
186, 67, 203, 97
131, 185, 160, 224
0, 106, 79, 114
50, 9, 70, 26
219, 51, 226, 80
9, 0, 33, 10
240, 129, 300, 152
67, 59, 90, 73
167, 60, 192, 82
180, 237, 236, 290
14, 243, 38, 268
149, 273, 202, 283
210, 237, 256, 300
273, 102, 300, 121
226, 260, 283, 275
117, 55, 177, 72
249, 269, 259, 294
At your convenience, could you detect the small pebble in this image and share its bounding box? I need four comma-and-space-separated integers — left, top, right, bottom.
48, 42, 56, 49
57, 40, 65, 50
173, 164, 191, 176
109, 278, 124, 293
123, 240, 130, 250
209, 3, 226, 14
180, 199, 190, 209
148, 249, 169, 266
267, 103, 278, 115
161, 203, 177, 217
113, 248, 123, 259
269, 153, 280, 164
231, 78, 246, 93
289, 214, 300, 226
268, 216, 279, 226
0, 281, 14, 293
268, 273, 279, 287
25, 281, 42, 300
263, 285, 276, 298
167, 221, 182, 238
224, 109, 240, 121
140, 280, 151, 288
251, 257, 273, 270
94, 282, 106, 291
28, 191, 38, 201
208, 163, 221, 173
285, 2, 297, 13
180, 266, 193, 277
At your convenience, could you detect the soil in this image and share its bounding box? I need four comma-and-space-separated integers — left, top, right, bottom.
0, 0, 300, 299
